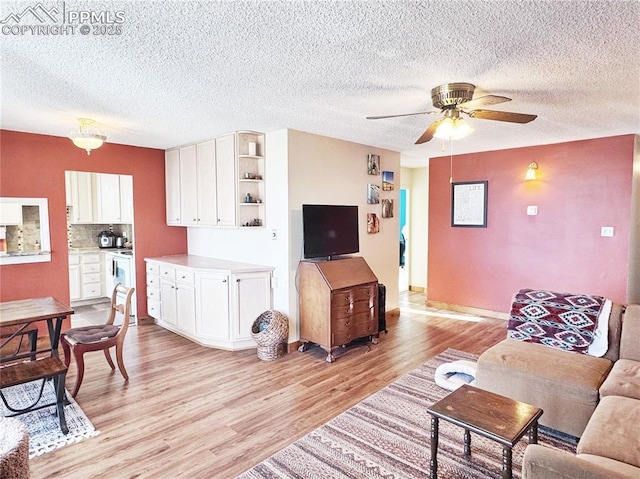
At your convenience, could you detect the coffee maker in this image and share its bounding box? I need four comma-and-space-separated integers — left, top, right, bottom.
98, 230, 116, 248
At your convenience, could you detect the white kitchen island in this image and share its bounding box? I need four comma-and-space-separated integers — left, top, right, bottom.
144, 255, 274, 351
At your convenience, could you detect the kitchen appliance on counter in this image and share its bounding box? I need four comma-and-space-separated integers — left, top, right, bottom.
116, 236, 125, 248
98, 230, 116, 248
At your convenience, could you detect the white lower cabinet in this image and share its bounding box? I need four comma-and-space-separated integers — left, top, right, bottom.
69, 252, 105, 303
145, 256, 273, 350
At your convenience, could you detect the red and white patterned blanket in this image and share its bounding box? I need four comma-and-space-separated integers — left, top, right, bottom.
507, 288, 606, 354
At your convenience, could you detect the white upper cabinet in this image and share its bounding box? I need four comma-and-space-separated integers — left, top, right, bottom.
196, 140, 219, 226
214, 133, 237, 227
165, 149, 181, 225
96, 173, 122, 223
178, 144, 198, 226
165, 131, 264, 228
66, 172, 134, 225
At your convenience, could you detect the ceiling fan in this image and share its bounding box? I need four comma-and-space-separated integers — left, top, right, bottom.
367, 82, 537, 144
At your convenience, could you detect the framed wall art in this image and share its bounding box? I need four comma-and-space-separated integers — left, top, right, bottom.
382, 171, 394, 190
367, 154, 380, 175
451, 180, 488, 227
367, 183, 380, 204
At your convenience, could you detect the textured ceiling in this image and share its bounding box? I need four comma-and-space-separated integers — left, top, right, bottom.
1, 1, 639, 167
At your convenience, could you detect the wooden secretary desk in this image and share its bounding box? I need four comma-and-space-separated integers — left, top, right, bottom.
298, 256, 379, 362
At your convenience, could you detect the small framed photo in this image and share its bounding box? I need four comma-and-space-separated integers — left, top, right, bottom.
367, 184, 380, 204
367, 213, 380, 234
382, 171, 394, 191
367, 154, 380, 175
451, 181, 488, 227
382, 199, 394, 218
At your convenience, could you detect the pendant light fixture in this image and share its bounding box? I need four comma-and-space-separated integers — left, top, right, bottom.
69, 118, 108, 155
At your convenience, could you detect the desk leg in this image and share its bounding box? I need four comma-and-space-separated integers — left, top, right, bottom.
54, 370, 69, 434
464, 429, 471, 455
429, 415, 439, 479
529, 420, 538, 444
502, 446, 512, 479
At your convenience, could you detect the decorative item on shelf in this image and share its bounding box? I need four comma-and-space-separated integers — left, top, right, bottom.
248, 142, 257, 156
525, 161, 539, 181
245, 193, 253, 203
69, 118, 108, 155
243, 218, 263, 227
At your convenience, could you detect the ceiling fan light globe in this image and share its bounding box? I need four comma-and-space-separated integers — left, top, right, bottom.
433, 117, 473, 141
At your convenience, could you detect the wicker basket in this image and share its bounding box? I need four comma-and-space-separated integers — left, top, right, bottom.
250, 310, 289, 361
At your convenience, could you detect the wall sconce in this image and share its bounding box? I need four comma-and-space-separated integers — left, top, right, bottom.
525, 162, 539, 181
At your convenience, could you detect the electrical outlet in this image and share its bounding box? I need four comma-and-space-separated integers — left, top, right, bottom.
526, 205, 538, 216
601, 226, 614, 237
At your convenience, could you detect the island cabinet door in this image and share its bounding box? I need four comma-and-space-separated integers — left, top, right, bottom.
196, 273, 230, 340
232, 271, 273, 341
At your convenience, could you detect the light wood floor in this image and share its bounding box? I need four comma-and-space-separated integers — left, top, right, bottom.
29, 291, 507, 479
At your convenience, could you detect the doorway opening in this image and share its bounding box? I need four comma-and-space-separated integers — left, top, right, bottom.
399, 188, 408, 292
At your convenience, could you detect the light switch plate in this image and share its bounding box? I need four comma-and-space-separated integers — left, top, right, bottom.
601, 226, 614, 237
527, 205, 538, 216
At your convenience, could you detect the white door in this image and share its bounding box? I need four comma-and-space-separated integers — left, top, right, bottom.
233, 272, 272, 340
176, 283, 196, 335
96, 173, 122, 223
160, 279, 177, 326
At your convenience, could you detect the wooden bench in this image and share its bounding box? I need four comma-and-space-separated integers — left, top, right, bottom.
0, 357, 69, 434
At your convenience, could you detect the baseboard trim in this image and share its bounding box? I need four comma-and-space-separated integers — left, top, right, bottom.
408, 285, 425, 293
426, 300, 509, 320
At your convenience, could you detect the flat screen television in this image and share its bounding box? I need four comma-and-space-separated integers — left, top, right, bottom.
302, 204, 359, 259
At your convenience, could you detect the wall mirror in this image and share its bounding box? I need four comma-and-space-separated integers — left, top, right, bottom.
0, 197, 51, 265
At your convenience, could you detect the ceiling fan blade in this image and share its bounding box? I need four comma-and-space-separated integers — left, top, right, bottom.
467, 109, 537, 124
366, 110, 439, 120
415, 118, 445, 144
458, 94, 511, 110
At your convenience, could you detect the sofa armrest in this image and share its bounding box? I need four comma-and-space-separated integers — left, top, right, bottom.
620, 304, 640, 361
522, 445, 634, 479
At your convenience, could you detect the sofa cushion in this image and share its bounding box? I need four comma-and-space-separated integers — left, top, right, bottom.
577, 395, 640, 468
477, 339, 612, 437
599, 359, 640, 400
576, 454, 640, 479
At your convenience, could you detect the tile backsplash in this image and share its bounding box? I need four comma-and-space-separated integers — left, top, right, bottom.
67, 222, 133, 248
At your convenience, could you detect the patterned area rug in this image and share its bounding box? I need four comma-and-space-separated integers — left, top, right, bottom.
237, 349, 577, 479
1, 379, 99, 458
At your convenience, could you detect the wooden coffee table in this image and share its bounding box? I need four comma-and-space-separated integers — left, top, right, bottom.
426, 384, 543, 479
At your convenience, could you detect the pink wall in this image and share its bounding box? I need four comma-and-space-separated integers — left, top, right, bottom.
0, 130, 187, 332
428, 135, 634, 313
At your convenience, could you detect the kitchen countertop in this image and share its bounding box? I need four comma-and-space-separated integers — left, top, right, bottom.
69, 247, 134, 256
145, 255, 273, 273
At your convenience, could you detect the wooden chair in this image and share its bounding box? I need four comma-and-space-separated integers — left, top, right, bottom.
61, 284, 134, 397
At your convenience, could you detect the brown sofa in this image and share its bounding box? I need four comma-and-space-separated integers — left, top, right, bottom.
477, 303, 640, 478
476, 302, 626, 437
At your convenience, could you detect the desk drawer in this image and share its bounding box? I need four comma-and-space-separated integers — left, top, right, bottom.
83, 283, 102, 298
83, 263, 101, 274
83, 253, 102, 264
147, 299, 161, 320
160, 266, 175, 280
83, 272, 102, 283
176, 269, 194, 284
147, 286, 160, 301
147, 274, 160, 288
146, 263, 160, 276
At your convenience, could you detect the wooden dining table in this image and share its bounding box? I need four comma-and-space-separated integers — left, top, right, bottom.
0, 296, 74, 433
